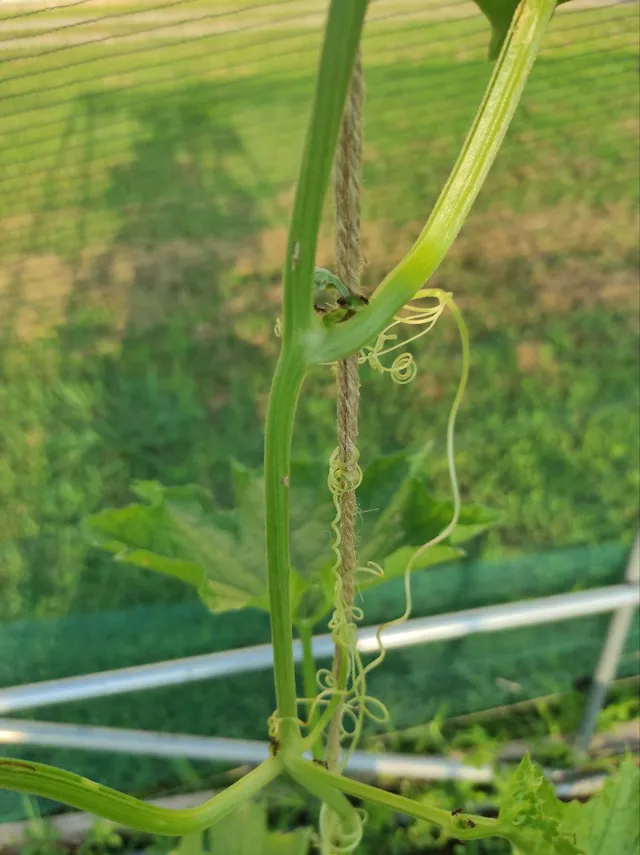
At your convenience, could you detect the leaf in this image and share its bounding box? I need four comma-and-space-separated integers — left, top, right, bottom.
401, 487, 501, 550
563, 757, 640, 855
497, 755, 581, 854
205, 801, 311, 855
85, 482, 268, 614
357, 451, 416, 522
85, 453, 498, 619
473, 0, 573, 60
288, 460, 336, 580
170, 833, 208, 855
496, 755, 640, 855
358, 452, 499, 563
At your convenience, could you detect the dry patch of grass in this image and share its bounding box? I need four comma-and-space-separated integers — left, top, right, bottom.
1, 197, 637, 342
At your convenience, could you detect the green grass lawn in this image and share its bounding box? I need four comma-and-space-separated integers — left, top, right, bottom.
0, 1, 637, 622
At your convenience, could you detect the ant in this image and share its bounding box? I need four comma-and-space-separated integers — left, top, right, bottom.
268, 737, 280, 757
451, 809, 476, 829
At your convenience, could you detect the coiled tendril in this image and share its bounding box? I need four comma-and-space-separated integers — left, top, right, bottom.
296, 289, 469, 771
273, 289, 468, 855
358, 291, 447, 383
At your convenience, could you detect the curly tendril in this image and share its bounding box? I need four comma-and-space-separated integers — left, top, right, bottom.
296, 450, 392, 772
358, 291, 447, 383
326, 446, 363, 651
295, 289, 469, 776
317, 805, 368, 854
355, 289, 469, 686
284, 288, 468, 830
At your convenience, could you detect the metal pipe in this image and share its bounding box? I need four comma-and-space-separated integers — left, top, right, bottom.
1, 584, 638, 714
0, 719, 493, 783
576, 536, 640, 753
0, 719, 614, 795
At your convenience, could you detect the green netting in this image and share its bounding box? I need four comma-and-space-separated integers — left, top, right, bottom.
2, 541, 631, 684
1, 1, 638, 623
1, 543, 638, 820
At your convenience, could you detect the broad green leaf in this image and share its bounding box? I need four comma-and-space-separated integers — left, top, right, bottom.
562, 757, 639, 855
293, 575, 333, 626
85, 454, 498, 618
497, 755, 580, 854
229, 461, 267, 581
359, 451, 499, 563
356, 450, 416, 525
400, 487, 501, 550
496, 755, 640, 855
85, 482, 268, 614
289, 460, 336, 580
170, 833, 208, 855
207, 801, 267, 855
131, 480, 217, 513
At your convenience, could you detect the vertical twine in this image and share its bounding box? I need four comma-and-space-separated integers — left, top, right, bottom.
326, 50, 364, 774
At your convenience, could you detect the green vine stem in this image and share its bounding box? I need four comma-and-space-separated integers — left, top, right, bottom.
289, 757, 555, 855
264, 353, 307, 747
279, 1, 368, 339
313, 0, 556, 364
264, 0, 368, 749
289, 759, 510, 846
285, 756, 360, 830
265, 0, 556, 753
0, 757, 283, 835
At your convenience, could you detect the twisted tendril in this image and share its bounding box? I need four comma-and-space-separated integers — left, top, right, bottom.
358, 291, 447, 383
298, 289, 468, 773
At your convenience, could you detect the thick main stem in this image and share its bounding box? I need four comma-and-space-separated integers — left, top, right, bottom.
264, 350, 306, 747
326, 49, 364, 772
0, 757, 283, 835
262, 0, 366, 754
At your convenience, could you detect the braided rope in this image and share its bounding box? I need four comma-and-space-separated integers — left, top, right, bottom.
326, 48, 364, 779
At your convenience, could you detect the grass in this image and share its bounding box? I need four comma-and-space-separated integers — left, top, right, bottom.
0, 0, 637, 613
0, 0, 638, 827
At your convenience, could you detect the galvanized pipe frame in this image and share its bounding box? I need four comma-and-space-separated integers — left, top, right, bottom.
0, 717, 613, 792
576, 535, 640, 751
0, 718, 494, 783
0, 548, 637, 783
1, 583, 638, 715
0, 717, 616, 791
